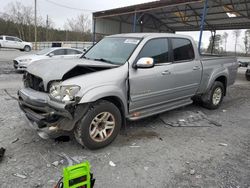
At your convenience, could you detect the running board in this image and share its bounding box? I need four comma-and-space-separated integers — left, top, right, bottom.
127, 98, 193, 121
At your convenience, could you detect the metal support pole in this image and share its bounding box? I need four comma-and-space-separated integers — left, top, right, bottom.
198, 0, 208, 54
211, 30, 216, 54
92, 18, 96, 45
34, 0, 37, 50
132, 12, 137, 32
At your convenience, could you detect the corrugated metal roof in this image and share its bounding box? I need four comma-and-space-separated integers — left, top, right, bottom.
93, 0, 250, 32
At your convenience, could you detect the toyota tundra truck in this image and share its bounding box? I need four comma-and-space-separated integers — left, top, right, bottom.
17, 33, 238, 149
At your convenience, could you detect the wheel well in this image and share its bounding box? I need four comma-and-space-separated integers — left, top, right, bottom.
100, 96, 126, 128
215, 76, 227, 95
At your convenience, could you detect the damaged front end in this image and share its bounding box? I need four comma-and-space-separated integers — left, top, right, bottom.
18, 81, 88, 139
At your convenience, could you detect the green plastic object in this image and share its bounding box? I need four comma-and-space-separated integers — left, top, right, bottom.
63, 161, 91, 188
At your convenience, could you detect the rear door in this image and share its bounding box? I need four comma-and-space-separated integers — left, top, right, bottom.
168, 38, 202, 98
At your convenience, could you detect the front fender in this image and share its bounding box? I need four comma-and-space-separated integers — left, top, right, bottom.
79, 85, 128, 114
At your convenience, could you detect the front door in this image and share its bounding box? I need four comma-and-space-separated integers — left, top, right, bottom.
129, 38, 173, 113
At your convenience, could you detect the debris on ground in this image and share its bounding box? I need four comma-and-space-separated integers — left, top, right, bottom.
195, 175, 202, 179
58, 152, 73, 166
52, 161, 59, 167
46, 164, 51, 168
11, 138, 19, 143
129, 143, 140, 148
219, 143, 228, 147
12, 173, 27, 179
71, 156, 86, 164
189, 169, 196, 175
109, 161, 116, 167
222, 109, 227, 112
144, 166, 149, 171
178, 119, 186, 122
0, 147, 6, 161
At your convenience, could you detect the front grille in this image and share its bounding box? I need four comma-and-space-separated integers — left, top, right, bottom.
23, 73, 45, 92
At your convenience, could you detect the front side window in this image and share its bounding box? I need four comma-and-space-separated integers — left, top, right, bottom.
84, 37, 141, 65
172, 38, 194, 62
14, 38, 22, 42
0, 36, 3, 40
137, 38, 169, 64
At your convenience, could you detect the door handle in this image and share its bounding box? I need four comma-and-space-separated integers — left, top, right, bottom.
193, 66, 200, 70
162, 70, 171, 75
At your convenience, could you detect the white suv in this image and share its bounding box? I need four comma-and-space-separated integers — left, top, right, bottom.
0, 35, 32, 52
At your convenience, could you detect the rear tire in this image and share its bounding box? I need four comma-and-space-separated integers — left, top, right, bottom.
246, 69, 250, 81
201, 81, 225, 110
74, 100, 122, 150
24, 45, 31, 52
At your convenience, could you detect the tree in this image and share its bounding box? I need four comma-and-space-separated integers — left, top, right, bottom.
233, 30, 241, 55
64, 14, 91, 41
5, 1, 34, 41
206, 34, 223, 54
222, 32, 228, 52
243, 30, 250, 55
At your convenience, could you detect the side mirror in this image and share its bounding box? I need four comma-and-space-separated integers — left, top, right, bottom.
135, 57, 154, 68
48, 53, 54, 57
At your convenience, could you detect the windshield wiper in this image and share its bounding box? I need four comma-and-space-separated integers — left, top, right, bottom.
93, 58, 116, 64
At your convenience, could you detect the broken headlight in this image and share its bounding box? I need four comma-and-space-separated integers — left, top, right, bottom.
49, 82, 80, 102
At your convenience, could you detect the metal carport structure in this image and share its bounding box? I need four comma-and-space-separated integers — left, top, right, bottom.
92, 0, 250, 53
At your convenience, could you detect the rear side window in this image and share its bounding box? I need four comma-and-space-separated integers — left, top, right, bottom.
172, 38, 194, 61
53, 49, 66, 55
66, 49, 82, 55
138, 38, 169, 64
0, 36, 3, 40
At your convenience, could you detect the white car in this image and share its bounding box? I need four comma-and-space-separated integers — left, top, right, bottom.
13, 47, 84, 71
0, 35, 32, 51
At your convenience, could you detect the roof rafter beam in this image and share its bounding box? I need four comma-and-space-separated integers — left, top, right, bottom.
212, 0, 250, 20
245, 0, 250, 17
160, 8, 197, 28
155, 2, 250, 16
186, 4, 214, 31
146, 13, 175, 32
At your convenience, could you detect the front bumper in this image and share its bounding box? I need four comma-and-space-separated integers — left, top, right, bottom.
18, 88, 86, 138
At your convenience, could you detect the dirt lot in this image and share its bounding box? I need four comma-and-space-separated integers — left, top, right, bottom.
0, 50, 249, 188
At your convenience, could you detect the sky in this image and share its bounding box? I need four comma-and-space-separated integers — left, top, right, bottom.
0, 0, 247, 52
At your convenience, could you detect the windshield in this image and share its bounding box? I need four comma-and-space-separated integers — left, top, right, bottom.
83, 37, 141, 65
36, 48, 52, 55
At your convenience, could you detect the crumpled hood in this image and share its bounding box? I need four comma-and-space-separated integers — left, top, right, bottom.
27, 58, 117, 88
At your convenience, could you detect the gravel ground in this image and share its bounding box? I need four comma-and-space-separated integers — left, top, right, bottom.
0, 50, 249, 188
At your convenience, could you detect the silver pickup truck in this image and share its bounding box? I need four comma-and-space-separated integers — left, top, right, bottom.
18, 33, 238, 149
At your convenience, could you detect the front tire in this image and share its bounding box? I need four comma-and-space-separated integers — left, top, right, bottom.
201, 81, 225, 109
24, 45, 31, 52
74, 100, 122, 150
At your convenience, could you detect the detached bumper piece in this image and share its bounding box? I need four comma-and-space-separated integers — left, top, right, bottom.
18, 88, 74, 138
